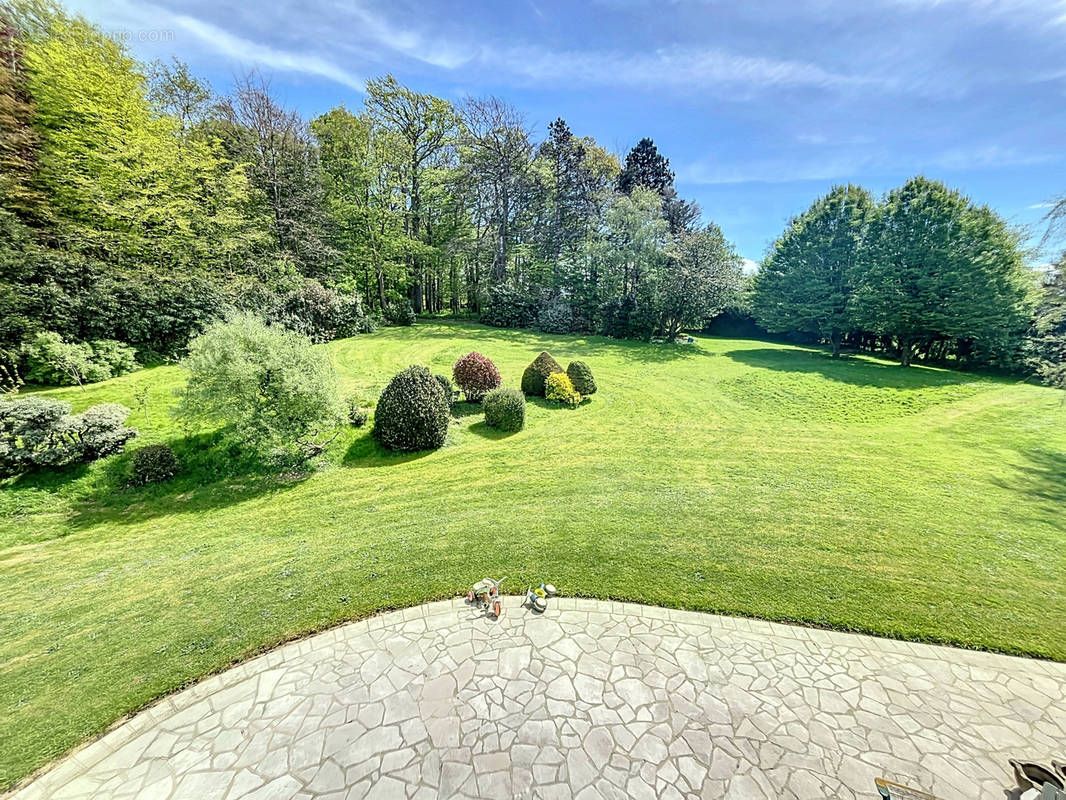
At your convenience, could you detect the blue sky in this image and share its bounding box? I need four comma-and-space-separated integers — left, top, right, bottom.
69, 0, 1066, 266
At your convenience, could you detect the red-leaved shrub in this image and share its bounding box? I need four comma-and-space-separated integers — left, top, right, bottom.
452, 351, 502, 402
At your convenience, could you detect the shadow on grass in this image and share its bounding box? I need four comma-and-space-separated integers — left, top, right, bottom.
342, 431, 435, 468
467, 421, 519, 440
994, 448, 1066, 530
63, 430, 313, 531
724, 347, 977, 389
451, 401, 484, 419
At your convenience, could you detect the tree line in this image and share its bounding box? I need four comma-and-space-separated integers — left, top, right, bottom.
0, 1, 741, 390
1, 1, 1061, 388
748, 180, 1066, 376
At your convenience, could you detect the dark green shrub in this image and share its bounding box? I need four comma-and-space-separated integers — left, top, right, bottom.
521, 351, 563, 396
566, 361, 597, 395
545, 372, 582, 407
373, 365, 450, 452
0, 396, 137, 477
483, 388, 525, 432
480, 285, 539, 328
384, 300, 416, 326
434, 373, 455, 402
538, 300, 576, 334
130, 444, 180, 485
452, 351, 502, 402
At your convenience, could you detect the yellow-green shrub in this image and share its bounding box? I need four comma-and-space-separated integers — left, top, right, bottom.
544, 372, 582, 407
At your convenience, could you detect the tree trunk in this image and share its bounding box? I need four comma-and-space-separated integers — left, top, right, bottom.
830, 331, 842, 358
899, 337, 914, 367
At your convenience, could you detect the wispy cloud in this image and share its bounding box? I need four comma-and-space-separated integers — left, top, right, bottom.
487, 45, 875, 94
1030, 201, 1056, 209
171, 14, 364, 89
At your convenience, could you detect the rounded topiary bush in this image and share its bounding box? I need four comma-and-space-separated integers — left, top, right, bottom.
434, 373, 455, 402
130, 444, 180, 485
373, 365, 450, 452
521, 351, 564, 397
566, 361, 597, 395
483, 388, 526, 432
545, 372, 582, 407
452, 352, 502, 403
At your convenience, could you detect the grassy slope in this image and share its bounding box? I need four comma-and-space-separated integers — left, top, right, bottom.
1, 321, 1064, 788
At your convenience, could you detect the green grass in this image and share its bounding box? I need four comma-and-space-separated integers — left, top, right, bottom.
2, 321, 1065, 788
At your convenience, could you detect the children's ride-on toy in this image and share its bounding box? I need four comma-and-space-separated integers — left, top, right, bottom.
467, 577, 506, 617
524, 582, 557, 612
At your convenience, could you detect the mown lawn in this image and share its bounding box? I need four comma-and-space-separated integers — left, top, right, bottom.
1, 321, 1065, 788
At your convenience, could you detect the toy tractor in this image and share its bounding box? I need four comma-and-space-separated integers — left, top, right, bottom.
466, 577, 506, 617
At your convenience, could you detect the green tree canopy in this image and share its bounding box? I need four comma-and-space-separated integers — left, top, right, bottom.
753, 184, 874, 356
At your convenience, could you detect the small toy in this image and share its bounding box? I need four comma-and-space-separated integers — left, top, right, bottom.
466, 577, 506, 617
524, 582, 557, 612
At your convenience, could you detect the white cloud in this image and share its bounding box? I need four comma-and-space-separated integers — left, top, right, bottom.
488, 45, 873, 93
741, 258, 760, 275
171, 14, 364, 89
1030, 201, 1056, 209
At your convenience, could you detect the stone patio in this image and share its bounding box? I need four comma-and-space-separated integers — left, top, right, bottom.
8, 597, 1066, 800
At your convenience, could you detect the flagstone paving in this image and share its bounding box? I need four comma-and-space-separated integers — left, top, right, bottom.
8, 597, 1066, 800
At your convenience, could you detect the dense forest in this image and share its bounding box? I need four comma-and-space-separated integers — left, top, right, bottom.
0, 1, 1063, 388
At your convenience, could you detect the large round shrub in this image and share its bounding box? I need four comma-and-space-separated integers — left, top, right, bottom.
452, 352, 502, 402
566, 361, 597, 395
373, 365, 450, 452
521, 351, 564, 396
130, 444, 180, 485
483, 388, 525, 432
538, 300, 576, 334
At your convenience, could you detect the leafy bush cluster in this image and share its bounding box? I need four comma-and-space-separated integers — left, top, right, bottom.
483, 388, 525, 432
384, 300, 416, 327
452, 352, 502, 402
0, 396, 137, 477
521, 351, 564, 396
21, 332, 138, 386
373, 365, 450, 452
545, 372, 582, 407
537, 300, 577, 334
480, 285, 539, 328
520, 351, 597, 406
600, 294, 656, 341
129, 444, 180, 485
270, 280, 366, 343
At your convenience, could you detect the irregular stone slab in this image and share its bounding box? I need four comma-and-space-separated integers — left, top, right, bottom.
9, 598, 1066, 800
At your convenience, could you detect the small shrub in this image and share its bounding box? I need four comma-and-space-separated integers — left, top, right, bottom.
373, 365, 450, 452
545, 372, 582, 407
521, 351, 564, 397
345, 395, 369, 427
0, 396, 137, 477
130, 444, 180, 485
434, 373, 455, 402
21, 332, 137, 386
566, 361, 597, 395
384, 300, 416, 327
538, 300, 576, 334
483, 388, 525, 432
452, 352, 502, 402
